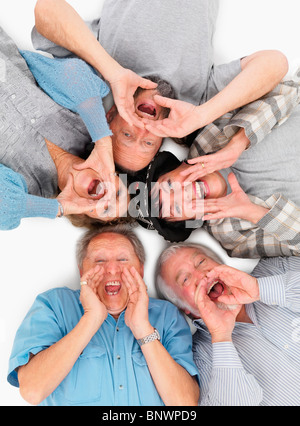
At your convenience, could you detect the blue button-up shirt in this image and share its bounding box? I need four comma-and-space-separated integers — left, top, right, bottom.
8, 288, 199, 406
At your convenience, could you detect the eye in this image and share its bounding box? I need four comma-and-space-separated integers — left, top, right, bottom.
118, 258, 128, 262
123, 132, 131, 138
179, 274, 191, 287
145, 140, 153, 146
195, 258, 205, 268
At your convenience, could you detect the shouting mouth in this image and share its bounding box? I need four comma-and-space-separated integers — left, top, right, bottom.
88, 179, 105, 198
207, 280, 225, 301
137, 103, 157, 118
105, 281, 121, 296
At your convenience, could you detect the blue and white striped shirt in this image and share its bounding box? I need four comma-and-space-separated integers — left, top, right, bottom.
193, 256, 300, 406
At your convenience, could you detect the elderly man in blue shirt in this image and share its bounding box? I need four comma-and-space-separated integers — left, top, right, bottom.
156, 243, 300, 406
7, 226, 200, 406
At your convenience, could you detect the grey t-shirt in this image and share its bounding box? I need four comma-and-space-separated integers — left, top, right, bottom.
0, 27, 91, 198
32, 0, 241, 105
220, 105, 300, 205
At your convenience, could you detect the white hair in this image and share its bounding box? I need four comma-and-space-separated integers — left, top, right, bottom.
155, 242, 223, 314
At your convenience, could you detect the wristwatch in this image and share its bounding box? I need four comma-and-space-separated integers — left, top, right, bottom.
137, 328, 160, 346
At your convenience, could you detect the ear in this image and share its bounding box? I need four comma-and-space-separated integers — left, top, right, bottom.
106, 105, 118, 124
139, 263, 144, 278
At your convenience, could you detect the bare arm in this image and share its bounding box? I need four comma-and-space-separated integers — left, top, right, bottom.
145, 50, 289, 138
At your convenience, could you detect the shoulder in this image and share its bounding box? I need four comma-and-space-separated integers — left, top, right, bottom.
36, 286, 80, 308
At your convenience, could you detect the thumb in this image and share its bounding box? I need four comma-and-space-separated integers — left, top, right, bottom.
138, 76, 158, 90
153, 94, 175, 109
72, 161, 87, 171
227, 172, 242, 193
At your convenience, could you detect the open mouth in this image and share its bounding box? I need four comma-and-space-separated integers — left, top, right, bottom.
193, 181, 208, 200
105, 281, 121, 296
207, 280, 225, 301
137, 103, 157, 118
88, 179, 105, 198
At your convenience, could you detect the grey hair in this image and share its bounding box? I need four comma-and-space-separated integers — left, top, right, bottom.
76, 224, 146, 269
155, 242, 222, 313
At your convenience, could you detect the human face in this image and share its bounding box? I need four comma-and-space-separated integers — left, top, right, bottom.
71, 167, 129, 220
108, 88, 169, 172
157, 163, 227, 221
81, 233, 144, 319
161, 247, 223, 317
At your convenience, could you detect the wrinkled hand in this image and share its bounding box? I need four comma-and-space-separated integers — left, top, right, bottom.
80, 265, 108, 326
203, 173, 269, 223
109, 68, 158, 128
181, 133, 249, 181
144, 95, 201, 138
56, 173, 100, 216
205, 265, 260, 306
122, 266, 153, 339
73, 136, 116, 189
195, 279, 242, 343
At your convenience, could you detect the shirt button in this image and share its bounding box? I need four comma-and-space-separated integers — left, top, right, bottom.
11, 94, 16, 99
119, 385, 123, 390
284, 344, 289, 349
116, 327, 119, 332
31, 118, 36, 124
116, 355, 121, 360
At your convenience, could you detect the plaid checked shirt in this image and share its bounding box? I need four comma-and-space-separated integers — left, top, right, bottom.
188, 76, 300, 258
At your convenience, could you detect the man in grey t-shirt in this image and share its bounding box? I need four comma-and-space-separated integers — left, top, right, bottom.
33, 0, 288, 172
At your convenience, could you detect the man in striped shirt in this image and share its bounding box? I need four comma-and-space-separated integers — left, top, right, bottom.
155, 243, 300, 406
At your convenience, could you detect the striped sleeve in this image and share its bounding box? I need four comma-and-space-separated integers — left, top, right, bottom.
199, 342, 263, 406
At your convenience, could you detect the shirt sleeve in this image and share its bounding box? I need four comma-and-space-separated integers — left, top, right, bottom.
161, 303, 200, 384
205, 193, 300, 258
7, 290, 65, 387
199, 342, 263, 406
253, 257, 300, 313
19, 50, 112, 142
189, 79, 300, 158
223, 79, 300, 148
0, 165, 59, 230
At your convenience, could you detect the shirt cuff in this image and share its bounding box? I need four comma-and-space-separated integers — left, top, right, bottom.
24, 194, 59, 219
258, 275, 286, 307
76, 96, 112, 142
212, 341, 244, 369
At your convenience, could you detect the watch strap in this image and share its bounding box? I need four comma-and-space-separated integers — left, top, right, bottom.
137, 328, 160, 346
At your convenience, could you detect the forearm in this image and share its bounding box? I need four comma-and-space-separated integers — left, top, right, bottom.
197, 50, 288, 127
34, 0, 122, 80
140, 339, 199, 406
18, 314, 100, 405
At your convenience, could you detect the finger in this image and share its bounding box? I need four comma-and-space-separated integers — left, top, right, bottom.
153, 94, 176, 109
144, 122, 170, 138
138, 77, 158, 90
186, 157, 207, 165
129, 266, 147, 293
72, 161, 87, 171
122, 267, 138, 294
227, 172, 242, 192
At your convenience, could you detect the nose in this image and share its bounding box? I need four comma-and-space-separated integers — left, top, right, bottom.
105, 260, 121, 275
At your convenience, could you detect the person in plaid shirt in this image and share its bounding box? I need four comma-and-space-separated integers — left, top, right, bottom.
154, 74, 300, 258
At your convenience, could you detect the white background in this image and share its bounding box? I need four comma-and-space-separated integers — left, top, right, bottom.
0, 0, 299, 406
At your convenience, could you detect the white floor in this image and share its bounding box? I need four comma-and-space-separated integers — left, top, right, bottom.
0, 0, 299, 406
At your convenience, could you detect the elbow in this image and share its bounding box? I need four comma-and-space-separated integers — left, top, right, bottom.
268, 49, 289, 81
19, 383, 45, 406
34, 0, 55, 34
